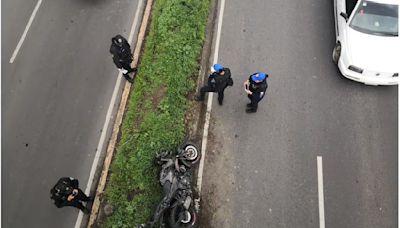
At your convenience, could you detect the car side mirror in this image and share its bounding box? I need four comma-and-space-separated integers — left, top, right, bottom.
340, 12, 348, 22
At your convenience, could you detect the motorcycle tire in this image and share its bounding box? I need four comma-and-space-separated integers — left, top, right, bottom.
180, 143, 201, 165
168, 205, 197, 228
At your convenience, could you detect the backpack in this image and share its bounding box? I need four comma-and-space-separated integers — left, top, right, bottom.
50, 178, 74, 200
109, 43, 121, 56
227, 76, 234, 86
224, 68, 233, 86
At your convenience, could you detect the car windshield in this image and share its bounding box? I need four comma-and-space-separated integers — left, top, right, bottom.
350, 0, 398, 36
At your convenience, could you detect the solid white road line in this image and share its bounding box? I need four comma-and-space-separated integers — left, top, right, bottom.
196, 0, 226, 194
212, 0, 225, 64
317, 156, 326, 228
73, 1, 143, 227
127, 0, 143, 44
9, 0, 42, 63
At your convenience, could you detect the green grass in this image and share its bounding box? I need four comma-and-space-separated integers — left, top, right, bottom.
104, 0, 210, 227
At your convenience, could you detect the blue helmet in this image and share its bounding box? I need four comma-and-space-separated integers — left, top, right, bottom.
251, 72, 267, 81
212, 64, 223, 73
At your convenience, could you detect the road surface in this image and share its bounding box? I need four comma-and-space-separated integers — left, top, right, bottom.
2, 0, 142, 227
200, 1, 398, 228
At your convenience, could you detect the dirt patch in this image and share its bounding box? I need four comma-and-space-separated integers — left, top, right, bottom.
153, 85, 167, 110
127, 188, 143, 202
185, 101, 203, 141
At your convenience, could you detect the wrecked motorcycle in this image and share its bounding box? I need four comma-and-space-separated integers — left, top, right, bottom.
140, 143, 200, 228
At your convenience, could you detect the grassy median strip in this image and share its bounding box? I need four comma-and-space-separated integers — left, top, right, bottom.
104, 0, 210, 227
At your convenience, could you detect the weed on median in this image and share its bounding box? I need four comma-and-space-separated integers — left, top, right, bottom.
103, 0, 210, 227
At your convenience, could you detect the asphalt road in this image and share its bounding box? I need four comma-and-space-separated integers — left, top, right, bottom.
2, 0, 141, 227
200, 1, 397, 228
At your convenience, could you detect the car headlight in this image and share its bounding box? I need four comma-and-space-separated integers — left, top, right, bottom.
348, 65, 363, 74
393, 73, 398, 77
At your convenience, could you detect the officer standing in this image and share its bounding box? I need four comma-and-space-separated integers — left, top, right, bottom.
195, 63, 233, 105
110, 34, 137, 82
243, 72, 268, 113
50, 177, 94, 214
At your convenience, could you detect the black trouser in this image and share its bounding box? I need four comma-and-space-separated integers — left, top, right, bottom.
69, 201, 87, 211
120, 61, 135, 74
199, 85, 225, 103
65, 189, 91, 212
75, 189, 91, 201
247, 94, 260, 111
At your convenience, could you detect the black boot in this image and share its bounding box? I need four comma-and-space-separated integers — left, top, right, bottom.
194, 95, 204, 101
246, 108, 257, 113
82, 207, 91, 214
128, 67, 137, 73
123, 74, 133, 83
218, 99, 223, 106
246, 103, 252, 107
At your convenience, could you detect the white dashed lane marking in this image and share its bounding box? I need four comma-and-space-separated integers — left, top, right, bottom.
317, 156, 325, 228
9, 0, 42, 63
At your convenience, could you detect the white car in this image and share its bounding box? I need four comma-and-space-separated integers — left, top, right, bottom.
333, 0, 399, 85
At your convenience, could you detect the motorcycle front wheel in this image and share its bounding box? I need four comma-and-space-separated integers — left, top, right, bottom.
168, 205, 196, 228
180, 143, 201, 165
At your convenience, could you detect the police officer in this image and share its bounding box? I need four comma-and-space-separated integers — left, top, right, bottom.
195, 63, 233, 105
50, 177, 94, 214
110, 34, 137, 82
243, 72, 268, 113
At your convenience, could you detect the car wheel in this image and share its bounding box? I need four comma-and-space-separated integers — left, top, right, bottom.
332, 42, 341, 64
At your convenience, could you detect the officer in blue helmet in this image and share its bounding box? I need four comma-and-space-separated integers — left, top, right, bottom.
243, 72, 268, 113
195, 63, 233, 105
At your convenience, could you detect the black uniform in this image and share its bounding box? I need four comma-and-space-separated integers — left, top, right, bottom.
50, 177, 92, 213
110, 35, 136, 81
197, 68, 232, 105
246, 75, 268, 112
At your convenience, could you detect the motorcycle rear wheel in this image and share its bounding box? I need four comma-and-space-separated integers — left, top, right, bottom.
168, 205, 196, 228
